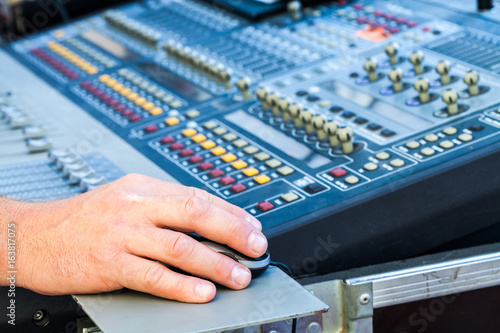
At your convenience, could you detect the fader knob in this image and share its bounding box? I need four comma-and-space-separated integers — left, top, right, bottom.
337, 127, 354, 154
266, 93, 280, 116
289, 103, 303, 128
236, 78, 251, 100
384, 42, 400, 65
435, 60, 451, 85
287, 1, 302, 21
219, 69, 232, 89
441, 89, 459, 115
414, 78, 430, 103
388, 68, 403, 92
312, 115, 327, 141
277, 98, 290, 120
463, 70, 480, 96
256, 88, 270, 110
409, 50, 424, 75
363, 58, 378, 82
324, 121, 339, 147
300, 109, 315, 134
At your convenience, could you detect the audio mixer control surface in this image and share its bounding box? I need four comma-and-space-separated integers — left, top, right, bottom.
1, 0, 500, 276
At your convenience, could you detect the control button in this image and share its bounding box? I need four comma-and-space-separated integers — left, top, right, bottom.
341, 111, 356, 119
304, 183, 326, 194
242, 167, 259, 177
389, 159, 405, 168
144, 125, 158, 134
182, 128, 197, 137
221, 153, 237, 163
170, 142, 185, 151
191, 134, 207, 143
213, 127, 228, 136
142, 102, 155, 110
344, 175, 359, 185
27, 138, 52, 152
188, 155, 204, 164
231, 160, 248, 170
443, 127, 458, 135
329, 106, 343, 113
277, 166, 295, 176
256, 201, 274, 212
219, 175, 236, 185
424, 134, 439, 142
201, 140, 216, 149
307, 95, 320, 102
319, 100, 331, 108
243, 146, 259, 155
129, 114, 142, 122
380, 129, 396, 138
198, 162, 214, 171
458, 133, 473, 142
468, 124, 485, 132
296, 90, 308, 97
223, 133, 238, 142
354, 117, 369, 125
329, 168, 347, 178
179, 148, 194, 157
375, 152, 390, 160
230, 184, 247, 194
254, 174, 271, 184
420, 147, 435, 156
254, 152, 270, 161
203, 121, 218, 130
126, 92, 140, 101
363, 162, 378, 171
170, 100, 183, 109
439, 140, 454, 149
232, 139, 248, 148
211, 146, 227, 156
185, 109, 200, 119
406, 141, 420, 149
160, 136, 175, 145
280, 192, 299, 203
208, 169, 224, 178
265, 159, 282, 169
165, 117, 180, 126
367, 123, 382, 131
149, 107, 163, 116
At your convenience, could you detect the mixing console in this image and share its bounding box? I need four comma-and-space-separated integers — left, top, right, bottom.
1, 0, 500, 276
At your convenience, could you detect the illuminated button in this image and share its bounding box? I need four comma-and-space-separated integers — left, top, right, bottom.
406, 141, 421, 149
443, 127, 458, 136
265, 159, 282, 169
188, 155, 204, 164
231, 160, 248, 169
232, 139, 248, 148
134, 97, 147, 106
242, 167, 259, 177
182, 128, 197, 137
230, 184, 247, 194
223, 133, 238, 142
211, 146, 227, 156
185, 109, 200, 119
170, 142, 185, 151
277, 166, 294, 176
221, 153, 237, 163
389, 159, 405, 168
170, 100, 183, 109
375, 152, 390, 160
254, 152, 270, 162
208, 168, 224, 178
280, 192, 299, 203
98, 74, 111, 83
191, 134, 207, 143
203, 121, 218, 130
219, 175, 235, 185
198, 162, 214, 171
363, 162, 378, 171
243, 146, 259, 155
142, 102, 155, 110
256, 201, 274, 212
201, 140, 216, 149
112, 83, 125, 92
439, 140, 454, 149
329, 168, 347, 178
120, 88, 132, 96
143, 125, 158, 134
344, 175, 360, 185
213, 127, 227, 136
149, 107, 163, 116
254, 174, 271, 184
458, 133, 473, 142
106, 78, 118, 87
160, 136, 175, 145
179, 148, 194, 157
165, 117, 180, 126
126, 92, 140, 101
420, 147, 435, 156
424, 134, 439, 142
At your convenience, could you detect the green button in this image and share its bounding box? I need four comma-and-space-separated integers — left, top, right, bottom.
254, 152, 270, 161
277, 166, 294, 176
232, 139, 248, 148
223, 133, 238, 142
203, 121, 218, 130
213, 127, 228, 136
265, 159, 282, 168
243, 146, 259, 155
281, 192, 299, 203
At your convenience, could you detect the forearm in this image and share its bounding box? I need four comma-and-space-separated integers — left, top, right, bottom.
0, 197, 24, 286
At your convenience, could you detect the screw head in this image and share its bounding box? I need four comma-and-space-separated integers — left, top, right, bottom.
33, 310, 44, 321
359, 293, 371, 305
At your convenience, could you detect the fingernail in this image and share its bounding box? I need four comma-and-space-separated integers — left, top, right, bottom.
248, 231, 268, 255
195, 283, 215, 300
232, 265, 251, 288
245, 215, 262, 230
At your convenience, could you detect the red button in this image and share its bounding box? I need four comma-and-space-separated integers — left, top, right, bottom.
422, 26, 430, 32
395, 17, 406, 24
144, 125, 158, 134
129, 114, 142, 122
106, 99, 119, 107
230, 184, 247, 193
114, 104, 126, 112
256, 201, 274, 212
329, 168, 348, 178
170, 142, 185, 151
199, 162, 214, 171
86, 85, 98, 93
188, 155, 204, 164
384, 14, 395, 20
367, 20, 378, 27
353, 4, 364, 10
406, 21, 418, 27
80, 81, 91, 89
219, 175, 235, 185
100, 94, 112, 102
373, 10, 384, 17
388, 27, 400, 34
356, 16, 368, 23
179, 148, 194, 157
93, 90, 105, 98
160, 136, 175, 145
208, 169, 224, 178
121, 109, 134, 117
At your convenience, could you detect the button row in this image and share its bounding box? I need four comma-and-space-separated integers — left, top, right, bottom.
65, 38, 116, 69
30, 48, 79, 80
103, 11, 161, 47
255, 191, 300, 213
46, 41, 99, 75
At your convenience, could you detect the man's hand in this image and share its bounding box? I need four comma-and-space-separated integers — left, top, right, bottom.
3, 174, 267, 303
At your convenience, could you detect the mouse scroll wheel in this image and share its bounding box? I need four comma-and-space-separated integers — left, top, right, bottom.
219, 251, 240, 262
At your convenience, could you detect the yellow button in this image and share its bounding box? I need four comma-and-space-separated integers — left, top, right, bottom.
458, 133, 473, 142
134, 97, 147, 106
201, 140, 216, 149
112, 83, 125, 92
182, 128, 197, 137
443, 127, 458, 136
106, 78, 118, 87
254, 174, 271, 184
191, 134, 207, 143
120, 88, 132, 96
231, 160, 248, 169
221, 153, 237, 163
344, 175, 359, 185
86, 67, 99, 75
142, 102, 155, 110
127, 92, 140, 101
375, 152, 390, 160
242, 167, 259, 177
98, 74, 111, 83
363, 162, 378, 171
406, 141, 420, 149
149, 107, 163, 116
389, 159, 405, 168
439, 140, 454, 149
211, 146, 227, 156
425, 134, 439, 142
165, 117, 180, 126
420, 147, 435, 156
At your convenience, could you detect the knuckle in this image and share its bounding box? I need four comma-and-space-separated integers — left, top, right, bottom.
181, 196, 212, 222
169, 233, 196, 262
189, 187, 211, 201
142, 264, 166, 292
121, 173, 149, 185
